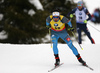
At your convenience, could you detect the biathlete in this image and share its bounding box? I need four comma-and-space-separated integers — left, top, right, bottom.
46, 11, 86, 66
68, 1, 95, 44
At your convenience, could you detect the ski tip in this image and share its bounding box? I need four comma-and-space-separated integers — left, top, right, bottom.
82, 48, 83, 50
91, 68, 94, 71
48, 63, 64, 72
48, 71, 50, 72
85, 65, 94, 71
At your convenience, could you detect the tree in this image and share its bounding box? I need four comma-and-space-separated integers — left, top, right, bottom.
0, 0, 77, 44
0, 0, 48, 44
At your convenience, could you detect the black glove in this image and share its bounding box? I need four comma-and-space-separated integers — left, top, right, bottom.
68, 27, 74, 31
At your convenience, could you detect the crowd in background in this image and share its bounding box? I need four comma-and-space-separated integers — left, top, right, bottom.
91, 8, 100, 23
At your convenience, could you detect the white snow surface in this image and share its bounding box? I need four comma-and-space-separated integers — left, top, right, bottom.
0, 44, 100, 73
0, 0, 100, 73
82, 22, 100, 44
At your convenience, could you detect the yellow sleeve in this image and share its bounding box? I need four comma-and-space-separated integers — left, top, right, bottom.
50, 15, 53, 19
60, 15, 64, 20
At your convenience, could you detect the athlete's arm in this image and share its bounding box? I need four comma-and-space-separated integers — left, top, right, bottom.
46, 16, 51, 26
67, 8, 77, 17
85, 9, 91, 21
61, 17, 72, 27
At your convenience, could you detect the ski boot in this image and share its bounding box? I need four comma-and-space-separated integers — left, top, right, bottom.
91, 38, 95, 44
79, 42, 82, 44
54, 54, 60, 67
76, 54, 86, 66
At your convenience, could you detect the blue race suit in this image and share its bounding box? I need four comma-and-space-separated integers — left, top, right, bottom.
46, 15, 78, 55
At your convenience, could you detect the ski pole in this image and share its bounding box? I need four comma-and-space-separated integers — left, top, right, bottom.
49, 28, 52, 48
71, 31, 83, 50
69, 18, 83, 50
87, 22, 100, 32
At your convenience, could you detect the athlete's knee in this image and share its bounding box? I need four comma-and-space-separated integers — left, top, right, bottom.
77, 28, 80, 32
52, 35, 57, 43
68, 42, 73, 48
63, 35, 72, 44
52, 38, 57, 44
68, 43, 78, 55
52, 41, 58, 54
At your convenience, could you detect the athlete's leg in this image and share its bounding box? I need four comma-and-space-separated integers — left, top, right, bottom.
62, 35, 79, 55
58, 30, 79, 56
77, 28, 82, 44
51, 34, 60, 66
60, 32, 86, 65
51, 34, 59, 54
82, 25, 95, 44
77, 25, 82, 44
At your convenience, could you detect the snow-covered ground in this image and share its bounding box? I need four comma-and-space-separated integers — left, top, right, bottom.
0, 0, 100, 73
82, 21, 100, 44
0, 44, 100, 73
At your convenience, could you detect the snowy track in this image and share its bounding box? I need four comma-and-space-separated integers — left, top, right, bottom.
0, 44, 100, 73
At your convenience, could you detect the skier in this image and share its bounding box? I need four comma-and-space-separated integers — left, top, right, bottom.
46, 10, 86, 66
68, 1, 95, 44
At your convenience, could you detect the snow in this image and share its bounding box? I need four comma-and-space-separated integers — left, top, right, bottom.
0, 0, 100, 73
83, 0, 100, 13
29, 0, 43, 10
0, 44, 100, 73
0, 14, 3, 20
83, 21, 100, 44
28, 9, 35, 16
0, 30, 7, 39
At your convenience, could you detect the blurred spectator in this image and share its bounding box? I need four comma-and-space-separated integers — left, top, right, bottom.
94, 9, 99, 17
91, 8, 100, 23
91, 14, 96, 22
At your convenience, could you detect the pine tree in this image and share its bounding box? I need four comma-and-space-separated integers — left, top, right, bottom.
0, 0, 78, 44
0, 0, 48, 44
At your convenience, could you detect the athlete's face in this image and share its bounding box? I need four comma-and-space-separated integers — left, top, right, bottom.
78, 6, 83, 10
53, 16, 59, 22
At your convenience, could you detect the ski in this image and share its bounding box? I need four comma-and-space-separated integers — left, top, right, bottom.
85, 64, 94, 71
48, 63, 64, 72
